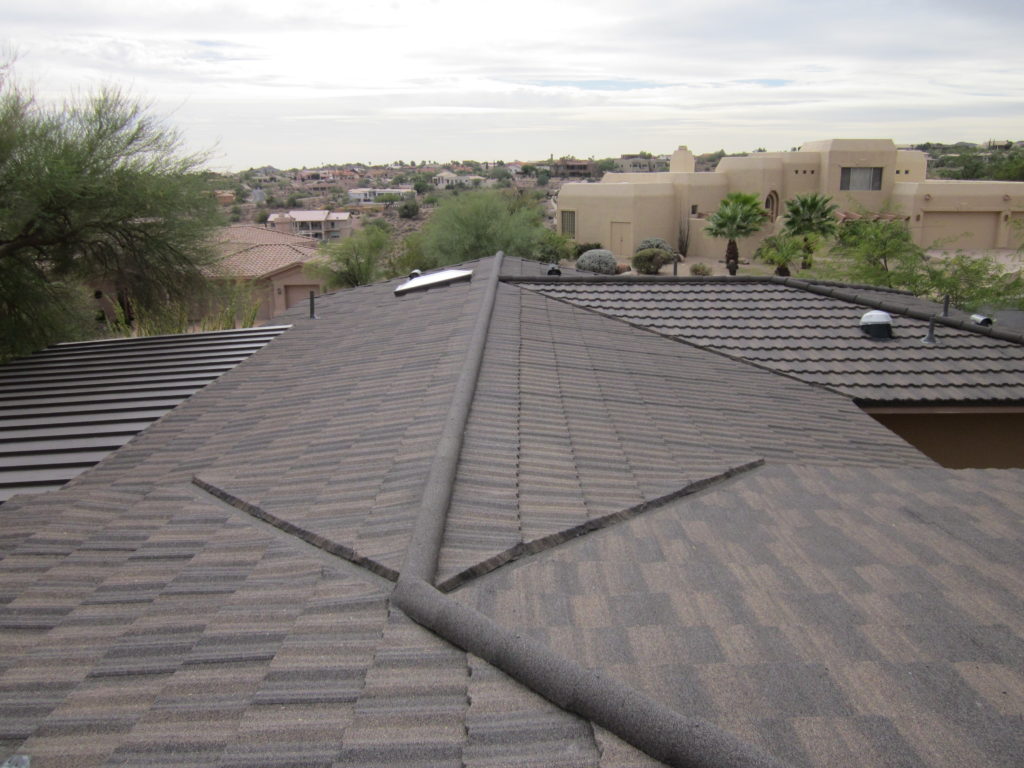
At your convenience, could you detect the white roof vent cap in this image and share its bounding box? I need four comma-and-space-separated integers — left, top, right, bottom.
860, 310, 894, 339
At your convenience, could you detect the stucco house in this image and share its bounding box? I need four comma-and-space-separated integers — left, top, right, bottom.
215, 225, 325, 320
556, 139, 1024, 260
1, 254, 1022, 768
266, 210, 353, 241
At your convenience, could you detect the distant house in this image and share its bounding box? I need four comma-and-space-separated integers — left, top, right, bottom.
552, 158, 600, 179
432, 170, 488, 189
215, 224, 325, 320
613, 154, 670, 173
347, 187, 412, 204
266, 209, 352, 241
558, 138, 1024, 258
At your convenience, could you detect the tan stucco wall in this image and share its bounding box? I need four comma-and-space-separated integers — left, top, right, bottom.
893, 180, 1024, 249
557, 139, 1023, 257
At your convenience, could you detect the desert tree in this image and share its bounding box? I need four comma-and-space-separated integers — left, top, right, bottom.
0, 66, 220, 359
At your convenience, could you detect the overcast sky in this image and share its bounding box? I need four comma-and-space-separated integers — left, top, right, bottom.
4, 0, 1023, 171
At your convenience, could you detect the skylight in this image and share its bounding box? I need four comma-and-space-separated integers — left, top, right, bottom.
394, 268, 473, 296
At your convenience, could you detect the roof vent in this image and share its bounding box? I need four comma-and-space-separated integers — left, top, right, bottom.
395, 268, 473, 296
547, 265, 562, 276
409, 269, 422, 278
860, 310, 894, 339
970, 313, 993, 327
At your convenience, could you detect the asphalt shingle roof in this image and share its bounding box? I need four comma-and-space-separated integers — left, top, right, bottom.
514, 278, 1024, 404
1, 255, 1021, 768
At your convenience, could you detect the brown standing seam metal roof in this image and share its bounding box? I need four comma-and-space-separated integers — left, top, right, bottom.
1, 254, 1022, 768
0, 326, 289, 502
512, 276, 1024, 405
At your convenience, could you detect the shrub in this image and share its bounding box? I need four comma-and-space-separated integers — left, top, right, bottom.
637, 237, 672, 254
689, 263, 712, 276
573, 242, 604, 259
576, 249, 618, 275
398, 199, 420, 219
632, 248, 670, 275
535, 229, 575, 263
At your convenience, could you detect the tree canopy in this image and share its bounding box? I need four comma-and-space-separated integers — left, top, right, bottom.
419, 189, 547, 266
782, 192, 838, 268
827, 218, 1024, 311
0, 68, 221, 359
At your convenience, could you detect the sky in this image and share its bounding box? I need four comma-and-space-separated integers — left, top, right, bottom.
3, 0, 1023, 171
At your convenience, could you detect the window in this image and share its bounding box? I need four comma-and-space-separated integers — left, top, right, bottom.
561, 210, 576, 238
840, 167, 883, 191
690, 204, 698, 215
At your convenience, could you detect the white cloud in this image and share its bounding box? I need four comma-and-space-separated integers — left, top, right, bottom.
3, 0, 1023, 168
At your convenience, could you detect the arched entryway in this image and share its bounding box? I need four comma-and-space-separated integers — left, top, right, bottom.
764, 190, 780, 222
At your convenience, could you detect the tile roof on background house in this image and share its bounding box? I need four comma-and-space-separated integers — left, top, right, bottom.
0, 327, 288, 502
1, 255, 1022, 768
215, 225, 319, 279
514, 276, 1024, 404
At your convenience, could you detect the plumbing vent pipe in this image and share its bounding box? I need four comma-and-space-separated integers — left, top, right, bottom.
860, 310, 894, 340
971, 313, 993, 327
921, 315, 938, 345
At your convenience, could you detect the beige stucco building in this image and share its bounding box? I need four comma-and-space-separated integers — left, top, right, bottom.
556, 139, 1024, 260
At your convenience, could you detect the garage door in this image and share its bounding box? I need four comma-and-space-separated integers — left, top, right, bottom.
920, 212, 1001, 249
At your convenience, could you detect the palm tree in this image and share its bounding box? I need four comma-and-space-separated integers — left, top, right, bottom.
782, 192, 839, 269
705, 192, 769, 275
754, 234, 803, 276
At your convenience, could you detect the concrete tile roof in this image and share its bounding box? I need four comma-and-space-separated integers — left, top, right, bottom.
513, 277, 1024, 404
215, 225, 319, 279
1, 255, 1021, 768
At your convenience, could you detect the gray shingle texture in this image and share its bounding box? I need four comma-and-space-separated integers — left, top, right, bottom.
1, 255, 1021, 768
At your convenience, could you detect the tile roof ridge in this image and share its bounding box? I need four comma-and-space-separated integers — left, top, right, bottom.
400, 251, 504, 582
775, 277, 1024, 346
392, 576, 789, 768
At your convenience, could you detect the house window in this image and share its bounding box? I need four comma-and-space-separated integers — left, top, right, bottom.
561, 210, 576, 238
840, 167, 883, 191
690, 204, 698, 215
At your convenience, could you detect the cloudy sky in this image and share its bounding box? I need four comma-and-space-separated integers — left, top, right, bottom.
4, 0, 1023, 170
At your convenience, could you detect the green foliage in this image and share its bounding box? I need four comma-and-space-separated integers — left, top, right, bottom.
829, 217, 1024, 311
632, 248, 670, 275
782, 192, 838, 268
928, 144, 1024, 181
754, 234, 803, 276
398, 198, 420, 219
535, 170, 550, 187
829, 218, 927, 290
376, 192, 402, 208
689, 262, 712, 276
636, 237, 673, 255
705, 192, 769, 275
384, 232, 439, 278
596, 158, 618, 173
573, 242, 604, 259
0, 69, 221, 360
306, 227, 391, 288
535, 229, 575, 263
419, 189, 546, 266
576, 249, 618, 275
921, 253, 1024, 311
